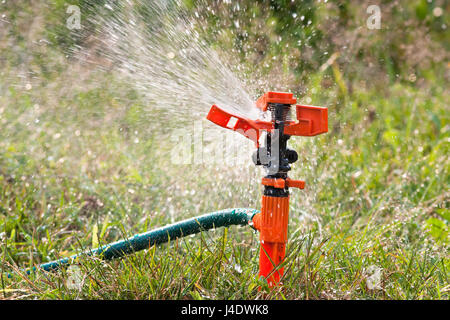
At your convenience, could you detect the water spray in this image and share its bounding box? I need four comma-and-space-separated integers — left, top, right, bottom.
207, 92, 328, 286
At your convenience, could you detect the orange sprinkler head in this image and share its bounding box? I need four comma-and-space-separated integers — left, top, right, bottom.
207, 94, 327, 145
207, 92, 328, 288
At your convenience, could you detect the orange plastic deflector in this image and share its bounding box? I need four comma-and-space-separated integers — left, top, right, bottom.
206, 105, 273, 147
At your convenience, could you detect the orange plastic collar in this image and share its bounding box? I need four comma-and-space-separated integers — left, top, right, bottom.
256, 92, 297, 112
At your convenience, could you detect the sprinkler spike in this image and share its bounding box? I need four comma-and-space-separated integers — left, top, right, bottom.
207, 91, 328, 287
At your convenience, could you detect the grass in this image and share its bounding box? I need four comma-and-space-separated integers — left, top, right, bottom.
0, 1, 449, 299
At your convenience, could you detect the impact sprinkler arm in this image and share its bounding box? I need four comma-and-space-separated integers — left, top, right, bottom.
207, 91, 328, 287
206, 105, 273, 147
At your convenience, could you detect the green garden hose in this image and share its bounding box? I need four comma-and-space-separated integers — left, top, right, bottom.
8, 208, 258, 277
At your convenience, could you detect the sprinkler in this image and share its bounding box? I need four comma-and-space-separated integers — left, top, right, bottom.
207, 92, 328, 287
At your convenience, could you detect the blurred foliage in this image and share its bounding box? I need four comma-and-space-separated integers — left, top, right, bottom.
184, 0, 449, 86
3, 0, 448, 86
